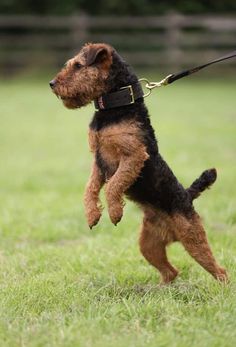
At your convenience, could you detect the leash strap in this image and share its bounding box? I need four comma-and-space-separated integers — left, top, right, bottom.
167, 50, 236, 84
143, 50, 236, 94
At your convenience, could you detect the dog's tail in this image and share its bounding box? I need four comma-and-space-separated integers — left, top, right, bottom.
187, 168, 217, 201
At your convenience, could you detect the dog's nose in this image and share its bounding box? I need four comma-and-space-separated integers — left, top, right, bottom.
49, 79, 56, 88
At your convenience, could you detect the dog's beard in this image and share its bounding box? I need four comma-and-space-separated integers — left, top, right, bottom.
53, 91, 89, 109
61, 96, 85, 109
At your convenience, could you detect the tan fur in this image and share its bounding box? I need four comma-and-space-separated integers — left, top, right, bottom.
84, 160, 104, 228
173, 213, 227, 282
139, 206, 228, 283
139, 207, 178, 283
87, 120, 149, 224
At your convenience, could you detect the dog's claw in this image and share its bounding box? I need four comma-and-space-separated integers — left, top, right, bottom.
110, 215, 122, 226
86, 209, 102, 230
107, 202, 123, 226
88, 219, 99, 229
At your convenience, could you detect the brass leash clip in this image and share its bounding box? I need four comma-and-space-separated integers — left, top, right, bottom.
139, 74, 172, 98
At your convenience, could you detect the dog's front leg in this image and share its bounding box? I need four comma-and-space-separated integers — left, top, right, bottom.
105, 147, 149, 225
84, 160, 104, 228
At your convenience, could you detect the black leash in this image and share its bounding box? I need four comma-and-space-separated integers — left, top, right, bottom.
142, 50, 236, 95
167, 50, 236, 84
94, 51, 236, 110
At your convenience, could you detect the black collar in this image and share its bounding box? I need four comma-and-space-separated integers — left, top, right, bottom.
94, 82, 144, 110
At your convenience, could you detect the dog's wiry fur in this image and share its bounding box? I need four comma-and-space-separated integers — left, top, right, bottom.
51, 43, 228, 283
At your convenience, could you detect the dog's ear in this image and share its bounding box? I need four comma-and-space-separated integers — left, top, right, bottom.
85, 45, 110, 66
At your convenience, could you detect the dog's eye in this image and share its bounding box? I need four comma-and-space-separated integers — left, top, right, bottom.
74, 62, 82, 69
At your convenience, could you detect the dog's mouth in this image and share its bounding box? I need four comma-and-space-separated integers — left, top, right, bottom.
51, 83, 92, 109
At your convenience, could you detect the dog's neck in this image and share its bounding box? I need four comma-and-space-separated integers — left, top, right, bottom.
107, 51, 139, 91
90, 99, 145, 130
93, 51, 144, 111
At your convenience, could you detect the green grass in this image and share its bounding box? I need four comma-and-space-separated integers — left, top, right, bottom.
0, 76, 235, 347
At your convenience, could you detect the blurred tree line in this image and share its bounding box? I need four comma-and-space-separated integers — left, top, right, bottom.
1, 0, 236, 15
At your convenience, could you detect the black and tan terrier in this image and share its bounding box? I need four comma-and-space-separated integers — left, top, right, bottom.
50, 43, 228, 284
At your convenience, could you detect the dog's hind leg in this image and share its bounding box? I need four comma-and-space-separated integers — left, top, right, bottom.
139, 209, 178, 284
174, 213, 228, 282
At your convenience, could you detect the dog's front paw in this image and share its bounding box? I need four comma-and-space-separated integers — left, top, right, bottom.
108, 203, 123, 225
215, 268, 229, 284
86, 207, 102, 229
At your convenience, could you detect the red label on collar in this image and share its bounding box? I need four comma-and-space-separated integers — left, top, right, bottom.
98, 96, 105, 109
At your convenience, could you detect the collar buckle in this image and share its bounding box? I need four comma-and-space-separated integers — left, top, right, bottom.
120, 85, 135, 104
94, 82, 143, 111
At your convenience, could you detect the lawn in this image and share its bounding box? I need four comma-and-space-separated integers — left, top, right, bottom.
0, 75, 235, 347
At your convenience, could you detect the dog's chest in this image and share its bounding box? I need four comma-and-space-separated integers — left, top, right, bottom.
88, 128, 120, 176
88, 120, 144, 177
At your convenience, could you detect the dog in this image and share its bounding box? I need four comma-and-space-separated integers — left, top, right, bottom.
50, 43, 228, 284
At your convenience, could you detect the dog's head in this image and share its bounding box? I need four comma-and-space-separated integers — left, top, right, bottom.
50, 43, 114, 109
